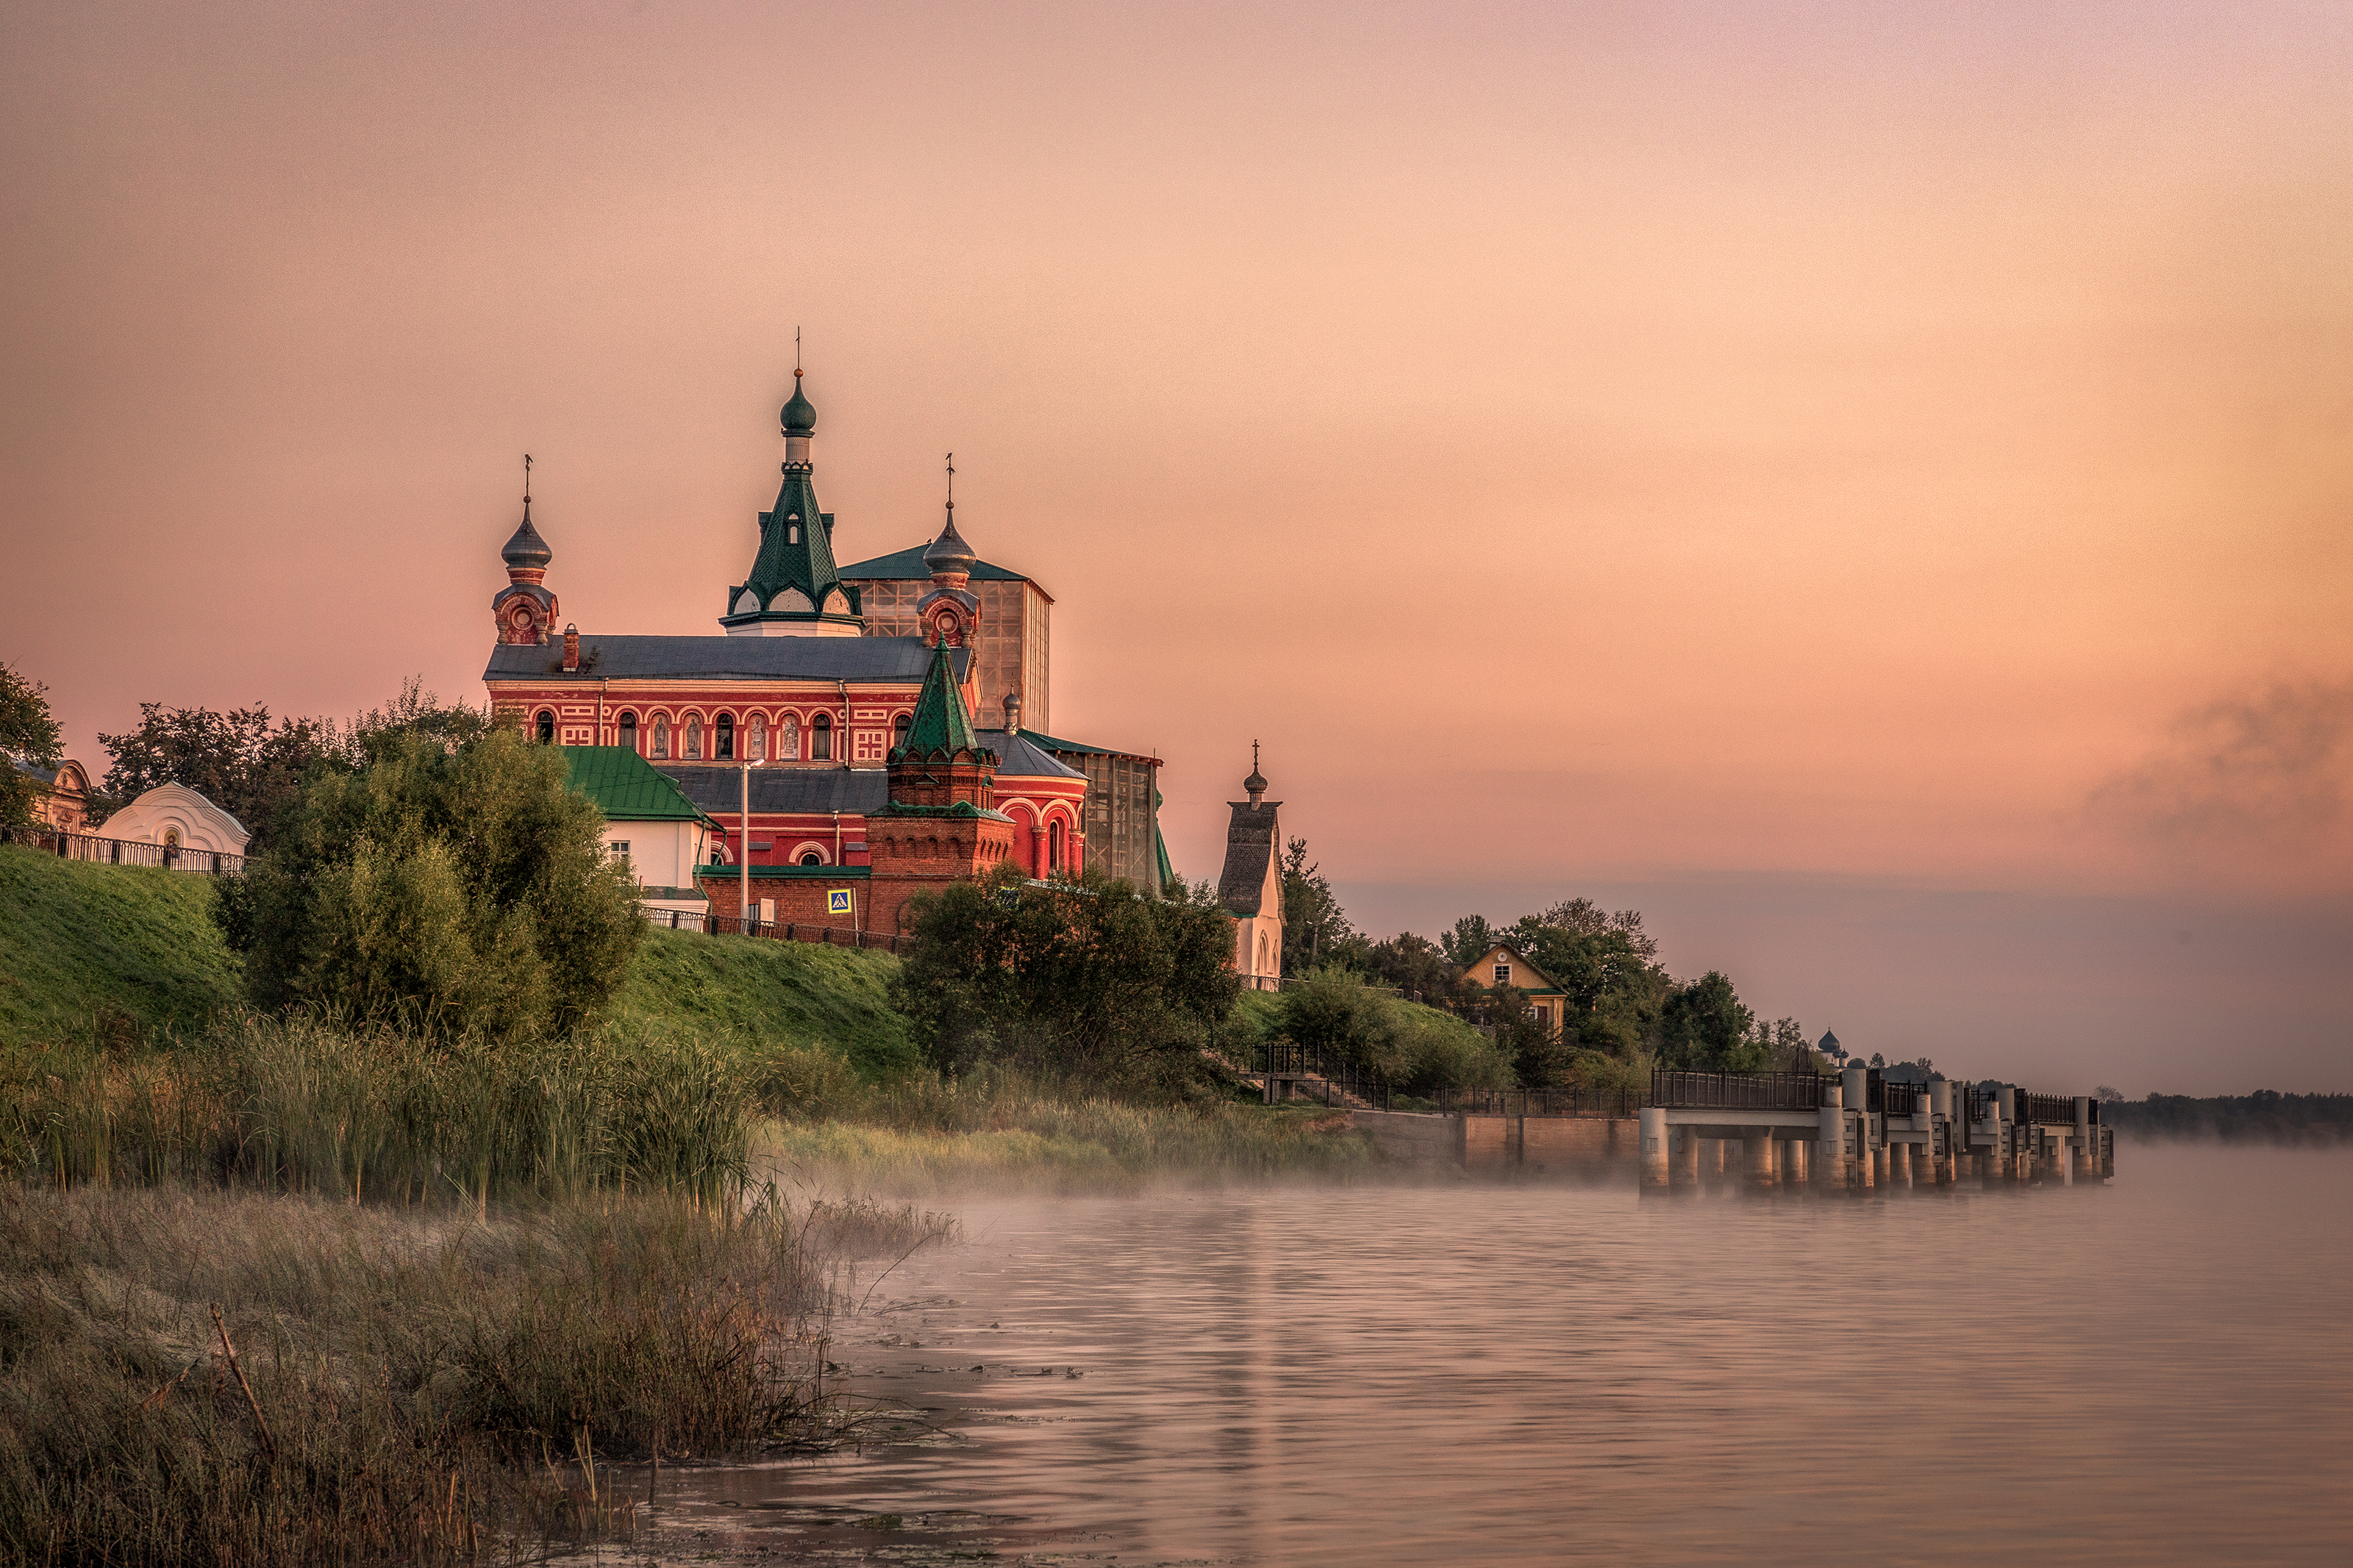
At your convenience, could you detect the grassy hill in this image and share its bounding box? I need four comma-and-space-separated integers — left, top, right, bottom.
0, 846, 243, 1043
0, 845, 916, 1073
608, 928, 917, 1079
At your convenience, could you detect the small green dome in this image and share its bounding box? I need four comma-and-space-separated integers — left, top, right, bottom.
781, 375, 817, 435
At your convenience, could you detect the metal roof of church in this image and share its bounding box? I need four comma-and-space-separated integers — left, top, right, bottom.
973, 730, 1085, 779
485, 636, 968, 683
560, 747, 715, 825
657, 766, 890, 815
835, 543, 1040, 590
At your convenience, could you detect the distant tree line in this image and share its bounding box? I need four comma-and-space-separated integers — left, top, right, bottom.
2096, 1091, 2353, 1145
1266, 836, 1820, 1089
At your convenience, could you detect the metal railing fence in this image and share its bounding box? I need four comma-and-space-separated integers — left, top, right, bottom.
2015, 1090, 2079, 1127
1649, 1070, 1837, 1113
1, 822, 245, 875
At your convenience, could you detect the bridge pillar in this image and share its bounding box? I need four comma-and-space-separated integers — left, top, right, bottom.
1815, 1092, 1846, 1191
1891, 1142, 1913, 1188
1744, 1130, 1777, 1192
1671, 1126, 1699, 1192
1640, 1108, 1669, 1193
1872, 1143, 1890, 1189
1708, 1137, 1728, 1191
1785, 1138, 1807, 1186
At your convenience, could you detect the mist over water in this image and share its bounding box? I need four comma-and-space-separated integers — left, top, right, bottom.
660, 1147, 2352, 1564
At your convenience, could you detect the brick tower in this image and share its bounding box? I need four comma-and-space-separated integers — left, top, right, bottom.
865, 634, 1015, 934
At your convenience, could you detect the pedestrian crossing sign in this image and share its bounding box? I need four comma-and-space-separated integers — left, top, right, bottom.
827, 888, 853, 916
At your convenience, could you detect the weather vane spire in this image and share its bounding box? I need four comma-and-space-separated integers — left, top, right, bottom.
945, 451, 954, 515
794, 326, 801, 380
523, 453, 532, 519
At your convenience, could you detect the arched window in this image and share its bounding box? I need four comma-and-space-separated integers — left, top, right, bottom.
893, 712, 912, 749
810, 713, 832, 761
619, 712, 638, 752
685, 717, 703, 759
716, 713, 735, 760
799, 851, 822, 867
651, 716, 669, 759
1048, 818, 1063, 872
535, 710, 554, 745
779, 716, 800, 760
749, 715, 767, 760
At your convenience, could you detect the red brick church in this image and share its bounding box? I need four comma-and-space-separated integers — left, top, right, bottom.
483, 370, 1168, 934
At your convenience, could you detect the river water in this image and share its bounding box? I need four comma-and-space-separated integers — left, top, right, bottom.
640, 1146, 2352, 1564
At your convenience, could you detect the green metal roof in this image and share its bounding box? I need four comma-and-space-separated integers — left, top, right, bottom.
1021, 728, 1160, 762
560, 747, 717, 826
890, 639, 990, 764
835, 543, 1029, 583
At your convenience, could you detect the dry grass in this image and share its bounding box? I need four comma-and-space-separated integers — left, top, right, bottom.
757, 1065, 1376, 1195
0, 1183, 949, 1567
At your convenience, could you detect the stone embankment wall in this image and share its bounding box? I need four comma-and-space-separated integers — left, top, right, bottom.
1350, 1111, 1638, 1177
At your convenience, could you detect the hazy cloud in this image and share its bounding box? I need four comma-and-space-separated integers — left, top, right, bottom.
2090, 679, 2353, 845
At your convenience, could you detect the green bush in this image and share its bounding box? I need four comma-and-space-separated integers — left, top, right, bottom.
894, 866, 1239, 1088
230, 728, 642, 1038
1279, 967, 1514, 1092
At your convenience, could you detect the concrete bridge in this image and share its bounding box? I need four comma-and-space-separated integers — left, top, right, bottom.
1635, 1068, 2113, 1193
1333, 1068, 2113, 1189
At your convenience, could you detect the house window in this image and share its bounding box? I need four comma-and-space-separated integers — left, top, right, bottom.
1494, 961, 1510, 985
799, 851, 822, 867
749, 715, 766, 759
610, 841, 630, 861
536, 710, 555, 745
1049, 818, 1063, 872
651, 717, 669, 758
619, 712, 638, 752
810, 714, 832, 761
893, 712, 912, 748
685, 717, 702, 759
716, 714, 735, 759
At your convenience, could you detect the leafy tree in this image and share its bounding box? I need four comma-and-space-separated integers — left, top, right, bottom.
96, 704, 338, 844
1515, 925, 1668, 1059
1508, 898, 1660, 962
895, 864, 1240, 1087
1658, 971, 1763, 1071
226, 726, 641, 1038
1438, 914, 1496, 968
1279, 837, 1364, 975
1756, 1017, 1817, 1072
1487, 984, 1571, 1088
0, 660, 65, 828
1363, 930, 1463, 1008
95, 677, 487, 848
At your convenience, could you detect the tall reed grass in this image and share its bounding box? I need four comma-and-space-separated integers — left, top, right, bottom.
0, 1013, 756, 1213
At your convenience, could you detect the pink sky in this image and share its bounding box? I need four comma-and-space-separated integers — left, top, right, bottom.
4, 1, 2347, 1091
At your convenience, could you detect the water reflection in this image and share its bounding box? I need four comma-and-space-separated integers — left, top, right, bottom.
643, 1147, 2352, 1564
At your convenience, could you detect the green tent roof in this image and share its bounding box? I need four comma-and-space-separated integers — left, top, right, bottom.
890, 640, 991, 765
560, 747, 716, 826
835, 543, 1030, 583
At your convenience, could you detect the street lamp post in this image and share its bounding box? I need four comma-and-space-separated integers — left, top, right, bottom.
738, 758, 764, 932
